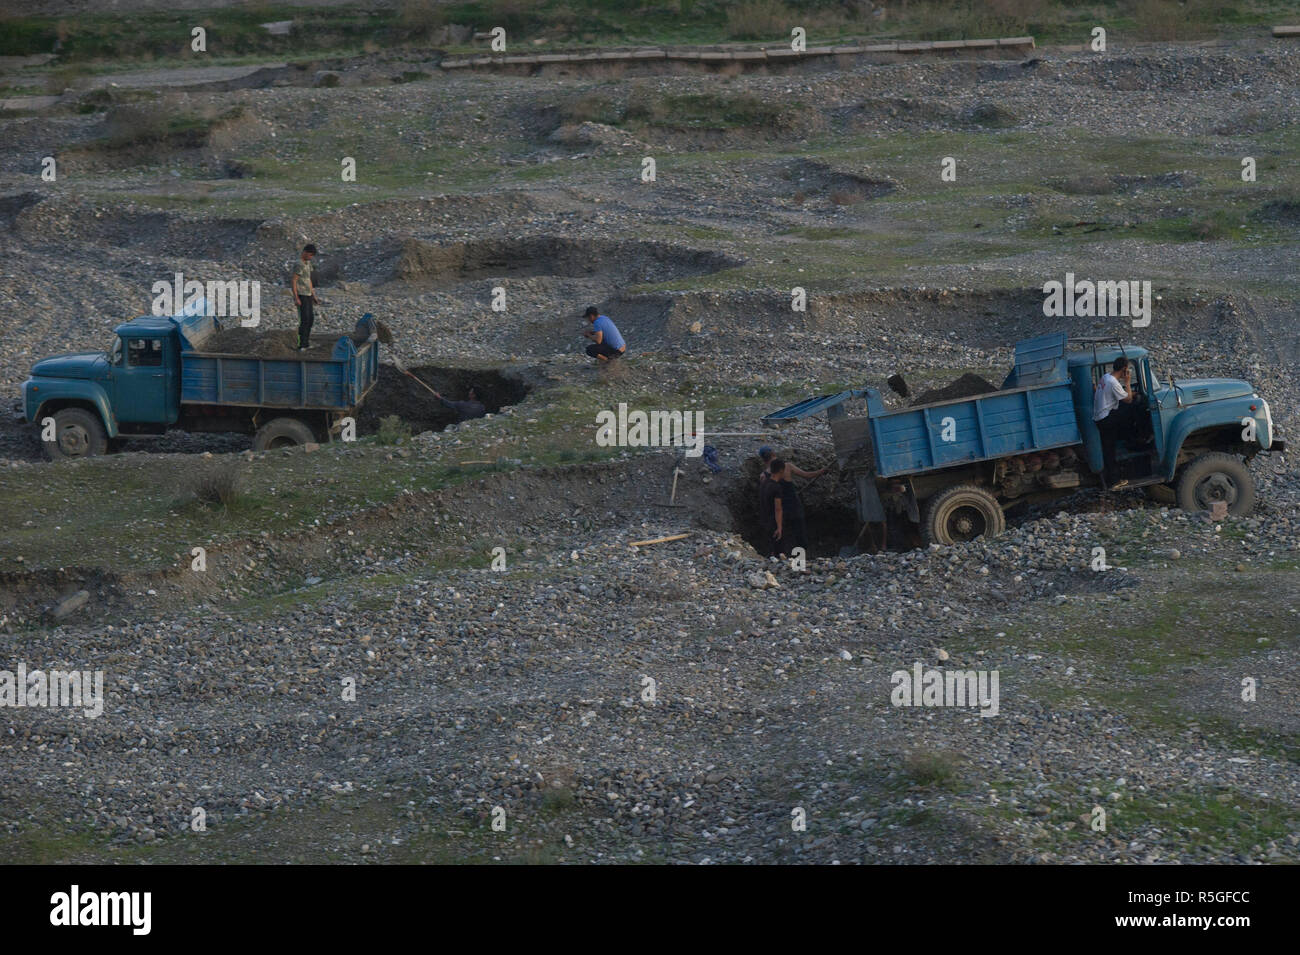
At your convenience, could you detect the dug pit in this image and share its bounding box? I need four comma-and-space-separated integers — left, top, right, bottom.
391, 236, 740, 286
725, 456, 864, 559
357, 364, 531, 434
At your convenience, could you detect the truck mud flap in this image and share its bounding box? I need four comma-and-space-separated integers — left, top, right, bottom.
855, 474, 885, 523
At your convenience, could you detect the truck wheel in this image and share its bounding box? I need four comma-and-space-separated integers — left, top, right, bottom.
1145, 483, 1177, 506
1176, 453, 1255, 516
44, 408, 107, 461
253, 417, 316, 451
922, 485, 1005, 546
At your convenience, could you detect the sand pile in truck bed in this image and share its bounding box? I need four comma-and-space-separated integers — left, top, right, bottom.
198, 326, 359, 360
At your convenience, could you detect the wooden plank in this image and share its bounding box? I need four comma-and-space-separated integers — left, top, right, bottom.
998, 36, 1036, 48
805, 46, 836, 56
629, 533, 691, 548
765, 48, 802, 59
832, 45, 866, 54
864, 42, 899, 52
932, 40, 965, 50
1273, 25, 1300, 36
700, 51, 733, 61
962, 38, 1000, 49
732, 50, 768, 61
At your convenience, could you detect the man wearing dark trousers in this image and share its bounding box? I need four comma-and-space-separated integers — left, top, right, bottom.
582, 306, 626, 361
1093, 356, 1137, 489
768, 458, 809, 558
292, 244, 318, 351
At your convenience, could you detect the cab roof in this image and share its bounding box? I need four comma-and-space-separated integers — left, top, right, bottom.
1066, 345, 1148, 367
114, 315, 178, 336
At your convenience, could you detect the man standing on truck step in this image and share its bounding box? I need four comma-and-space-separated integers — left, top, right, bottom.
292, 244, 318, 351
582, 306, 626, 361
768, 458, 809, 559
1093, 356, 1137, 489
433, 387, 486, 422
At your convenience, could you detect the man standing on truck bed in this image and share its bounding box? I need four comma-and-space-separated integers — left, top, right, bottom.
292, 244, 318, 351
433, 387, 486, 422
582, 306, 626, 361
1093, 356, 1137, 489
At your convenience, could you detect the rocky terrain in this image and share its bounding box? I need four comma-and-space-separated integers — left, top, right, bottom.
0, 25, 1297, 863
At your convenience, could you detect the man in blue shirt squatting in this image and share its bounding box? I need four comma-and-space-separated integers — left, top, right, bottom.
582, 306, 627, 361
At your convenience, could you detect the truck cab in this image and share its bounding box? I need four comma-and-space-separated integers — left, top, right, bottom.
1065, 340, 1281, 509
23, 317, 181, 458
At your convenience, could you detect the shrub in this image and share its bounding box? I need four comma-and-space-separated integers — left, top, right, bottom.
398, 0, 447, 39
376, 414, 411, 445
902, 749, 961, 788
188, 461, 243, 508
725, 0, 792, 41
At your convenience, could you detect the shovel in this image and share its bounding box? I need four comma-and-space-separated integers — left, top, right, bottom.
390, 353, 440, 399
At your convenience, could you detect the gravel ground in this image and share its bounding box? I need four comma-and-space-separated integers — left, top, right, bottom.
1, 39, 1298, 864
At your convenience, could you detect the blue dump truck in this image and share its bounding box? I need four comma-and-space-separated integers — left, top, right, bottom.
764, 332, 1285, 548
23, 310, 380, 460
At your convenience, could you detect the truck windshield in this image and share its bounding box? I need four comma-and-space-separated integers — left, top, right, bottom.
110, 339, 122, 365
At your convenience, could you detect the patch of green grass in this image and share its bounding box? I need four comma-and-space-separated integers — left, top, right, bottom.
2, 0, 1288, 68
778, 226, 860, 240
901, 749, 964, 790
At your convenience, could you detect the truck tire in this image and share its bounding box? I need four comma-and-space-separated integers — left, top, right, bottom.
922, 485, 1005, 546
44, 408, 107, 461
1145, 483, 1177, 506
1176, 452, 1255, 516
253, 417, 316, 451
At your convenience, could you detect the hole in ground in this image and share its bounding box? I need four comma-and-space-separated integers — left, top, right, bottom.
723, 458, 864, 559
358, 365, 530, 434
391, 236, 740, 286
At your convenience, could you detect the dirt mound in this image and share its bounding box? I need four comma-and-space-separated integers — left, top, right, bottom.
1047, 171, 1196, 195
10, 196, 262, 259
357, 364, 530, 434
391, 236, 739, 286
200, 326, 350, 360
912, 373, 1000, 406
962, 102, 1019, 128
784, 159, 896, 204
1252, 200, 1300, 225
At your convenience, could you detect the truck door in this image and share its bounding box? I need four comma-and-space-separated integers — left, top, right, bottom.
112, 334, 174, 425
1140, 358, 1166, 461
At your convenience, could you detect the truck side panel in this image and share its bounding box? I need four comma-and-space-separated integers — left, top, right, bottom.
871, 383, 1082, 478
177, 318, 378, 410
181, 354, 359, 409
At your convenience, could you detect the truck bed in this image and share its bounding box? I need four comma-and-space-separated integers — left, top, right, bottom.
177, 314, 379, 411
868, 383, 1082, 477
